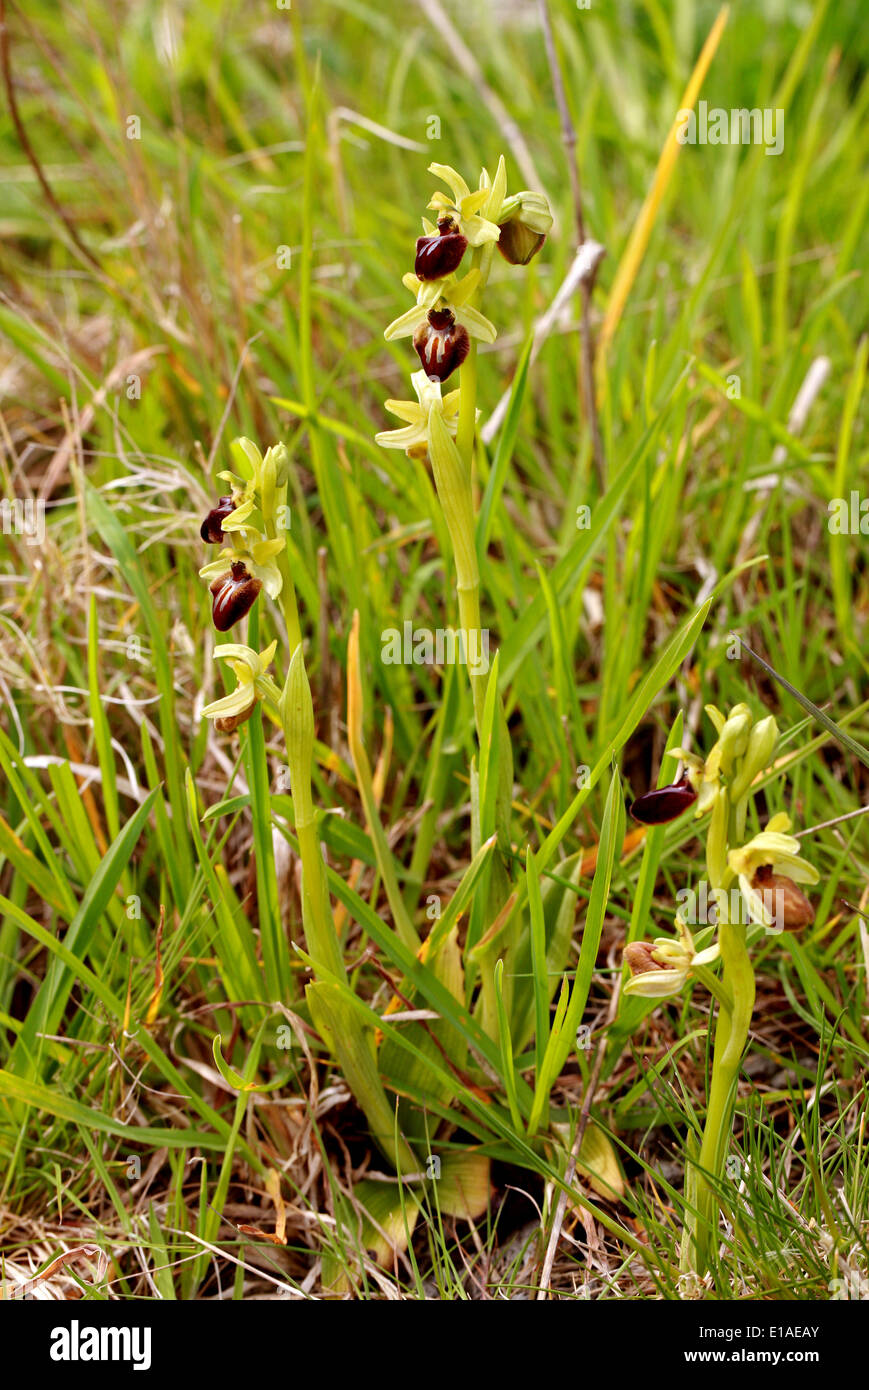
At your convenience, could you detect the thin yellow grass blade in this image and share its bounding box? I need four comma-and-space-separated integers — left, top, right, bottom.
595, 5, 730, 376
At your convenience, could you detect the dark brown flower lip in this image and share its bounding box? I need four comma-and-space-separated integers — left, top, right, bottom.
629, 775, 697, 825
209, 561, 262, 632
200, 495, 235, 544
751, 865, 814, 931
214, 700, 257, 734
624, 941, 670, 976
413, 311, 470, 383
414, 227, 468, 282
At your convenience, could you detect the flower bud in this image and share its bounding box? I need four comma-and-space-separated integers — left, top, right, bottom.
630, 776, 697, 825
752, 865, 814, 931
265, 442, 291, 487
413, 307, 470, 383
200, 496, 235, 544
209, 561, 262, 632
729, 714, 778, 802
716, 703, 752, 772
259, 449, 277, 522
414, 216, 467, 281
496, 191, 553, 265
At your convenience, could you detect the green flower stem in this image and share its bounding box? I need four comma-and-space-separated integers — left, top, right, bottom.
684, 897, 756, 1273
452, 241, 495, 741
457, 579, 486, 732
705, 790, 728, 886
427, 410, 485, 737
456, 337, 479, 473
243, 604, 288, 1001
277, 550, 303, 654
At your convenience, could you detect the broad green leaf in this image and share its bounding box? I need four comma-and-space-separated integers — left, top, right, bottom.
322, 1177, 421, 1295
552, 1119, 626, 1202
436, 1150, 491, 1220
378, 923, 468, 1143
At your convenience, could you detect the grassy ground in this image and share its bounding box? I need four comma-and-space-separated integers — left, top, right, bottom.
0, 0, 867, 1300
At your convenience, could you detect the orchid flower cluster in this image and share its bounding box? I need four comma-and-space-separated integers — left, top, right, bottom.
624, 702, 818, 1001
622, 702, 820, 1272
374, 160, 551, 759
375, 160, 551, 454
196, 436, 298, 733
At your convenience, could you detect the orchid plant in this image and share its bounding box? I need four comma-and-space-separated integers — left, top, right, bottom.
372, 158, 555, 1037
197, 435, 421, 1185
625, 703, 819, 1273
376, 159, 551, 762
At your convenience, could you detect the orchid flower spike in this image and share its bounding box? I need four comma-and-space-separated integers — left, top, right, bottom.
199, 436, 290, 622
